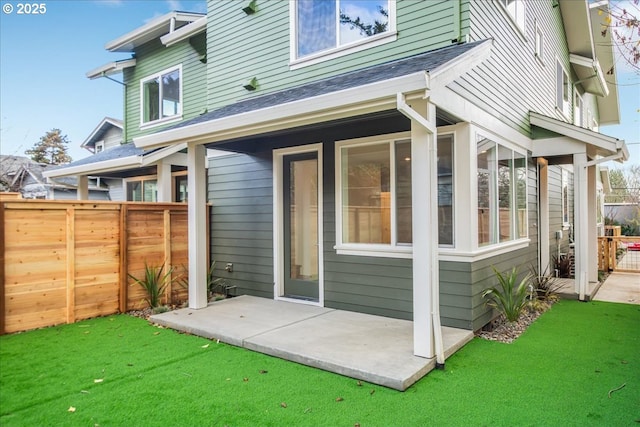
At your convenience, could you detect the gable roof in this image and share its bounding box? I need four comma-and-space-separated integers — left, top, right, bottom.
81, 117, 123, 151
105, 11, 205, 52
135, 39, 493, 149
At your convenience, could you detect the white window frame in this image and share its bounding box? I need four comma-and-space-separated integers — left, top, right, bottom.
475, 132, 529, 249
497, 0, 526, 39
534, 20, 544, 64
574, 91, 583, 127
95, 141, 104, 154
334, 132, 411, 258
289, 0, 397, 70
437, 132, 456, 248
139, 64, 183, 129
125, 174, 158, 202
556, 59, 571, 119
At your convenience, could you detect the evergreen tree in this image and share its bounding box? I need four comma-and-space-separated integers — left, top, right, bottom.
25, 129, 72, 165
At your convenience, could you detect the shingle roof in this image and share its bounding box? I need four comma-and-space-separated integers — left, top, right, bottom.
47, 143, 146, 171
170, 40, 489, 130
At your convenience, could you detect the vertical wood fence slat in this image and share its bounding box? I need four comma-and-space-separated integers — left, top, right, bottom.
0, 202, 5, 335
119, 204, 128, 313
66, 207, 76, 324
164, 209, 172, 304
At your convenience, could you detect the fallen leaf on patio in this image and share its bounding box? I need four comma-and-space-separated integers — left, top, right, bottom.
259, 370, 268, 374
201, 344, 209, 348
280, 402, 287, 408
68, 406, 76, 412
335, 397, 344, 402
240, 315, 245, 318
188, 312, 192, 315
94, 379, 103, 383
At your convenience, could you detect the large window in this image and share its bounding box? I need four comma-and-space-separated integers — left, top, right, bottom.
294, 0, 393, 60
477, 135, 527, 246
140, 66, 182, 126
336, 133, 455, 256
338, 137, 410, 248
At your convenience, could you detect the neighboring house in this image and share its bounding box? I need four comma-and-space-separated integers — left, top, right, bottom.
42, 11, 207, 202
0, 155, 109, 200
44, 114, 190, 202
75, 1, 629, 361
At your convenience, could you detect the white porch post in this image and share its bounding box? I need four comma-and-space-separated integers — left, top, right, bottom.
157, 161, 173, 202
188, 143, 208, 309
573, 152, 588, 300
77, 175, 88, 200
410, 98, 436, 358
587, 165, 598, 284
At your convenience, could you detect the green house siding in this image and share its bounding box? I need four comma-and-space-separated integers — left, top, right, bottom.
449, 0, 572, 137
122, 33, 207, 143
205, 0, 469, 112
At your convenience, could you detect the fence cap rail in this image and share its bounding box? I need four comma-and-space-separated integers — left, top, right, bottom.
1, 200, 197, 211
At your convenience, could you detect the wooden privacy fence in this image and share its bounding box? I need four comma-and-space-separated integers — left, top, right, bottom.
598, 235, 640, 273
0, 200, 204, 334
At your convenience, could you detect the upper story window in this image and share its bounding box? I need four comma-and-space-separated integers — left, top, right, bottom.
291, 0, 396, 68
556, 60, 571, 119
499, 0, 525, 34
477, 135, 527, 247
574, 91, 583, 127
534, 20, 544, 63
95, 141, 104, 154
140, 65, 182, 127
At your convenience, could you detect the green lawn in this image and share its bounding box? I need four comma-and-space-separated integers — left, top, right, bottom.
1, 300, 638, 426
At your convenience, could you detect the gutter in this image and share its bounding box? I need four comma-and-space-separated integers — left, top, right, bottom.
396, 93, 445, 367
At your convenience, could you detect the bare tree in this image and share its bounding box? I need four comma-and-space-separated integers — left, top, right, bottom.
596, 0, 640, 74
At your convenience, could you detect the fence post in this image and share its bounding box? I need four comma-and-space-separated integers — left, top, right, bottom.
0, 202, 5, 334
163, 209, 172, 305
66, 207, 76, 324
119, 204, 128, 313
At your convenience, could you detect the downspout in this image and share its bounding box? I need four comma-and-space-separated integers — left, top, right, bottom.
396, 93, 446, 367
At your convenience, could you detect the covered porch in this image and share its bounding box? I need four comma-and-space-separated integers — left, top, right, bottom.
149, 295, 473, 391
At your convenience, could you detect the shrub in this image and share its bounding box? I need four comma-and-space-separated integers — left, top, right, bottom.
482, 267, 531, 323
528, 265, 561, 302
128, 262, 175, 308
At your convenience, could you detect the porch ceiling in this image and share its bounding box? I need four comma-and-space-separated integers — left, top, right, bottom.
134, 39, 493, 150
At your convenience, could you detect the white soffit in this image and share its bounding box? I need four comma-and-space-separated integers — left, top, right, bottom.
160, 17, 206, 47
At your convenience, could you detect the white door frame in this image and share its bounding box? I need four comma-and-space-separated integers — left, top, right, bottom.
273, 143, 324, 307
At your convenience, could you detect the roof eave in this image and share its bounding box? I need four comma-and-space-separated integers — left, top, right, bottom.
105, 11, 205, 52
160, 17, 206, 47
86, 58, 136, 79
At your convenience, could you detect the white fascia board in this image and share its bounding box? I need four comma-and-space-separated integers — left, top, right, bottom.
429, 39, 493, 88
141, 142, 188, 165
42, 156, 141, 178
160, 17, 206, 47
134, 71, 430, 149
86, 58, 136, 79
530, 112, 621, 154
105, 12, 205, 52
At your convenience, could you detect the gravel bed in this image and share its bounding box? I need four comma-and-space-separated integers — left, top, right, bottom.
477, 301, 556, 344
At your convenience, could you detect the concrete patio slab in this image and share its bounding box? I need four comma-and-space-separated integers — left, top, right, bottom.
150, 295, 474, 390
593, 272, 640, 305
